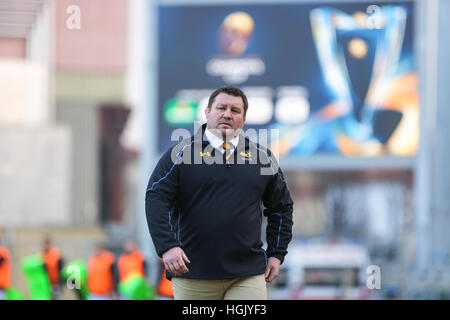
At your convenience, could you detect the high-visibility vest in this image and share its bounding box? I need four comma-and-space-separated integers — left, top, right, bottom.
157, 267, 173, 298
21, 255, 52, 300
87, 251, 115, 295
118, 250, 145, 282
0, 246, 11, 289
118, 272, 153, 300
42, 248, 62, 285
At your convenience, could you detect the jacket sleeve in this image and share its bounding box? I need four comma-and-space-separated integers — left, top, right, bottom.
262, 159, 294, 264
145, 147, 181, 258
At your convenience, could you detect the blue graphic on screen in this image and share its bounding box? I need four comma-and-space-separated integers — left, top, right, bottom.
157, 1, 417, 158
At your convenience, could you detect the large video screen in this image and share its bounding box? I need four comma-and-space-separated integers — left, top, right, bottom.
157, 1, 417, 158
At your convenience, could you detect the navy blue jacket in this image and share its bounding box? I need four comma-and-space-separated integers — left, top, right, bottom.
145, 124, 293, 279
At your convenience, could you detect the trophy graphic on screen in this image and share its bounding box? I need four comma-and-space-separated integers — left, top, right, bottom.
310, 5, 407, 144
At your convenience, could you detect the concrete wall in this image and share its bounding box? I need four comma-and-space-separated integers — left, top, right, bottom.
56, 101, 99, 227
54, 0, 127, 72
0, 38, 26, 59
0, 126, 71, 227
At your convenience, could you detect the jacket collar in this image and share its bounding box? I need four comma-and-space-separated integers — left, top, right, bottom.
205, 128, 239, 151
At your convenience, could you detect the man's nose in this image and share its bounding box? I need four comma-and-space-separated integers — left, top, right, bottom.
222, 108, 232, 118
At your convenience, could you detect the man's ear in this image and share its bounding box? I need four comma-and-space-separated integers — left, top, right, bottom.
205, 106, 211, 118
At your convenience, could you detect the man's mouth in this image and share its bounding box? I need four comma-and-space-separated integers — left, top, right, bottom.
220, 123, 232, 128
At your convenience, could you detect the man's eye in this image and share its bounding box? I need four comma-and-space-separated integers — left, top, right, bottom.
232, 109, 240, 114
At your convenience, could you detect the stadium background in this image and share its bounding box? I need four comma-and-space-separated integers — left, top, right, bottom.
0, 0, 449, 299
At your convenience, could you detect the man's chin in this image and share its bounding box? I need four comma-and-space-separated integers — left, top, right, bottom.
209, 127, 239, 139
221, 128, 240, 139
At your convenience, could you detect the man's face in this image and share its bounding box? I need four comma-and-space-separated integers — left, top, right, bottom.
205, 92, 246, 139
124, 240, 136, 254
43, 239, 51, 252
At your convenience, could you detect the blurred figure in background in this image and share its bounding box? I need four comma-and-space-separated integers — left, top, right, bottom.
118, 239, 147, 300
118, 239, 147, 281
40, 235, 64, 300
0, 243, 11, 300
87, 243, 118, 300
156, 259, 173, 300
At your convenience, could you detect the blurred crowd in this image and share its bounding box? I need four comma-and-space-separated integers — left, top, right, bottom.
0, 236, 172, 300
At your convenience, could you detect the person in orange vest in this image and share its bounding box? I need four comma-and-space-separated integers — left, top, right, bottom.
156, 259, 173, 300
87, 243, 118, 300
117, 239, 147, 299
40, 236, 64, 300
118, 239, 147, 281
0, 244, 11, 300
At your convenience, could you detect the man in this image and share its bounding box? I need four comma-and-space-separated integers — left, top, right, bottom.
117, 239, 148, 300
87, 243, 118, 300
40, 236, 64, 299
146, 85, 293, 299
118, 239, 147, 283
